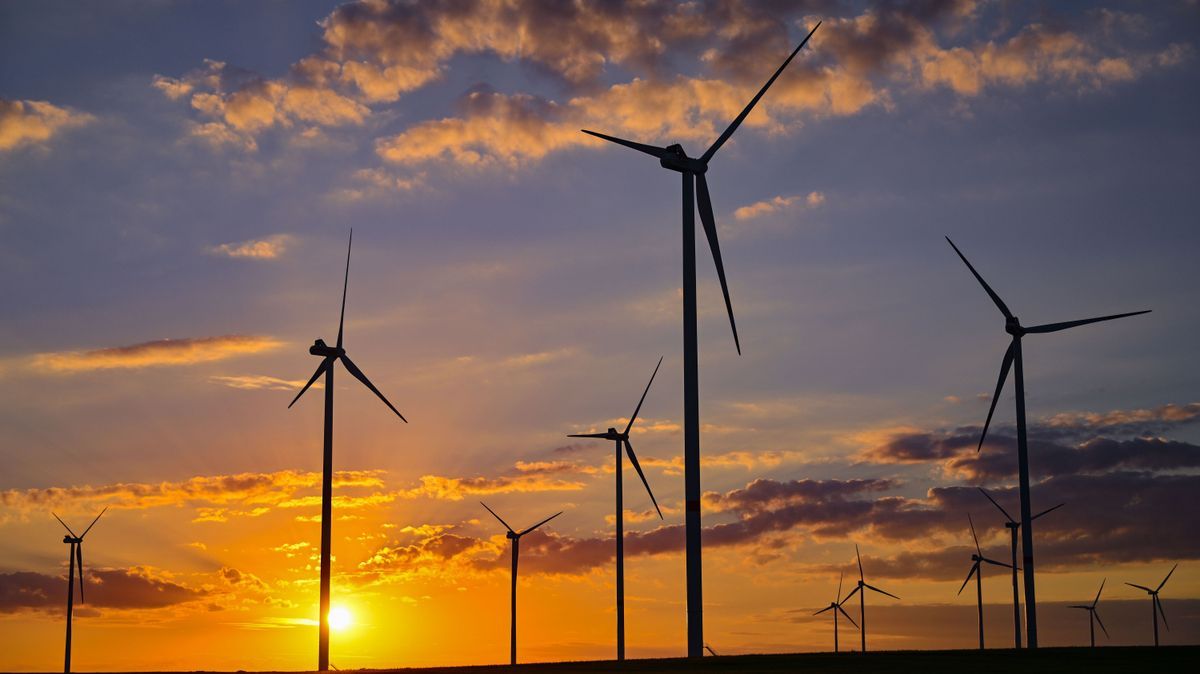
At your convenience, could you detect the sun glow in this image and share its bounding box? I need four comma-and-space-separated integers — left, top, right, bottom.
328, 606, 353, 631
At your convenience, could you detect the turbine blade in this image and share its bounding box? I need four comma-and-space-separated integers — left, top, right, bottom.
1157, 563, 1178, 592
841, 585, 861, 603
339, 354, 407, 422
977, 487, 1016, 523
813, 605, 834, 616
856, 544, 864, 581
865, 583, 900, 600
1156, 596, 1170, 631
1031, 502, 1066, 521
624, 439, 663, 519
696, 173, 740, 354
337, 229, 353, 349
968, 514, 981, 556
580, 130, 669, 159
700, 22, 821, 164
288, 359, 330, 409
945, 236, 1013, 318
519, 511, 563, 536
76, 545, 85, 604
1067, 605, 1091, 610
1094, 610, 1109, 638
624, 356, 664, 434
1024, 310, 1150, 334
836, 603, 859, 629
837, 570, 844, 601
480, 501, 513, 532
568, 432, 613, 439
52, 513, 78, 538
80, 507, 107, 538
958, 563, 979, 596
1125, 582, 1153, 592
977, 341, 1015, 452
981, 557, 1014, 569
1093, 578, 1106, 608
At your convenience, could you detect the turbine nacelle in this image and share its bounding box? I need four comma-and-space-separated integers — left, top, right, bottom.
1004, 316, 1024, 336
309, 339, 344, 357
658, 145, 707, 174
63, 536, 81, 544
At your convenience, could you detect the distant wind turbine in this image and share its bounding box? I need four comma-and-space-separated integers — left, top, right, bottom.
1126, 564, 1177, 646
1069, 579, 1109, 648
813, 570, 858, 653
977, 487, 1063, 648
581, 22, 820, 657
841, 544, 898, 653
480, 503, 562, 665
288, 230, 406, 672
568, 356, 665, 660
52, 508, 106, 674
947, 236, 1149, 648
957, 514, 1015, 650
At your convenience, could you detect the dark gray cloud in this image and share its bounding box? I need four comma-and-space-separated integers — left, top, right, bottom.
0, 568, 206, 613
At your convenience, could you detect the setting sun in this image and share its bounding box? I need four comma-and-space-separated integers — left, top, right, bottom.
328, 607, 352, 632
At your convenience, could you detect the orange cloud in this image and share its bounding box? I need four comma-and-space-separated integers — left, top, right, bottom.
401, 473, 588, 501
31, 335, 283, 373
207, 234, 294, 259
209, 374, 317, 391
0, 98, 93, 152
734, 191, 825, 221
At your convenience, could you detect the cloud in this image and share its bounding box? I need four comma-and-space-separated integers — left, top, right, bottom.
0, 98, 93, 152
30, 335, 284, 373
207, 234, 294, 260
0, 567, 205, 613
209, 374, 316, 391
734, 191, 825, 221
0, 469, 385, 517
401, 473, 588, 501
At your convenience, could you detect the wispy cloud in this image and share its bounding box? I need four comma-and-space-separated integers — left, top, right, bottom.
31, 335, 283, 373
734, 191, 825, 221
207, 234, 294, 260
0, 98, 93, 152
210, 374, 315, 391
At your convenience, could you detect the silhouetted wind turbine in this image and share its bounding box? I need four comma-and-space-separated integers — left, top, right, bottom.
957, 514, 1015, 650
568, 356, 665, 660
1069, 579, 1109, 648
288, 230, 406, 672
978, 487, 1063, 648
1126, 564, 1177, 646
947, 236, 1149, 648
581, 22, 820, 658
840, 544, 898, 653
813, 571, 858, 653
480, 503, 562, 666
52, 508, 106, 674
703, 643, 718, 657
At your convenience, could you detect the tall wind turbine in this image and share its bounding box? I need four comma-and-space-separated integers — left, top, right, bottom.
568, 356, 665, 660
946, 236, 1149, 648
956, 514, 1015, 650
52, 508, 106, 674
813, 571, 858, 653
1126, 564, 1177, 646
480, 503, 562, 665
1069, 579, 1109, 648
288, 230, 406, 671
581, 22, 820, 658
840, 544, 898, 653
977, 487, 1063, 648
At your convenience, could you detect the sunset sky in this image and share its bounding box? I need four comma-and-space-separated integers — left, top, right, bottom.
2, 0, 1199, 670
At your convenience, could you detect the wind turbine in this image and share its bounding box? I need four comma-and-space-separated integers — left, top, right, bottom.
480, 503, 562, 665
52, 508, 106, 674
288, 230, 406, 671
947, 236, 1149, 648
813, 571, 858, 653
568, 356, 665, 660
1069, 579, 1109, 648
1126, 564, 1177, 646
703, 643, 718, 657
581, 23, 820, 657
977, 487, 1063, 648
840, 544, 898, 653
957, 514, 1015, 650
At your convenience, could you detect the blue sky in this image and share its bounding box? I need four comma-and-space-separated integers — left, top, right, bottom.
1, 1, 1199, 668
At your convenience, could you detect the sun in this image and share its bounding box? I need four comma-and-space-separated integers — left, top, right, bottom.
328, 606, 353, 631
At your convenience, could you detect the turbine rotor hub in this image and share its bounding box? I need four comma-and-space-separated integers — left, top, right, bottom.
658, 144, 707, 174
1004, 317, 1024, 336
309, 340, 345, 357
